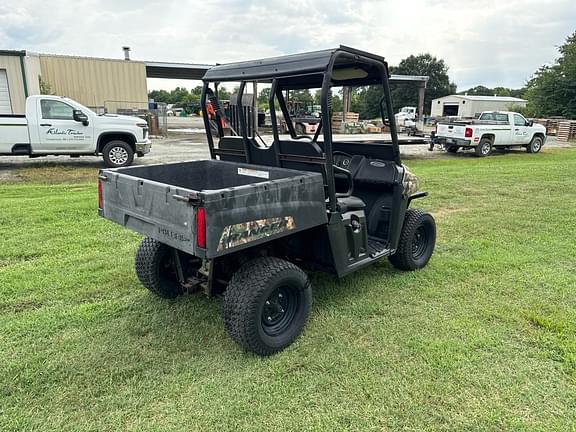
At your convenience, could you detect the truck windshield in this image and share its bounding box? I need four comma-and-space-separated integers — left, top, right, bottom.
479, 112, 508, 122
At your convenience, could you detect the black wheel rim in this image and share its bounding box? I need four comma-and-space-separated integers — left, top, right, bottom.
261, 286, 299, 337
412, 225, 429, 259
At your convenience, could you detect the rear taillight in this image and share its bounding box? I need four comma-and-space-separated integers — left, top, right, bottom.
465, 127, 473, 138
98, 178, 103, 209
196, 207, 206, 248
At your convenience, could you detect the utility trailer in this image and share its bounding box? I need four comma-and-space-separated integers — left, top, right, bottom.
99, 46, 437, 355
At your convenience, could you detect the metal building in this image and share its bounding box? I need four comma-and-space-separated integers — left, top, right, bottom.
39, 54, 148, 114
430, 94, 527, 118
0, 49, 148, 114
0, 50, 41, 114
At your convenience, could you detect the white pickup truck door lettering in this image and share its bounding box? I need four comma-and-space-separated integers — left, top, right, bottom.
35, 99, 94, 153
512, 113, 531, 145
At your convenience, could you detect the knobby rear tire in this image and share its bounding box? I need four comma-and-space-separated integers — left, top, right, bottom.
223, 257, 312, 356
135, 237, 184, 299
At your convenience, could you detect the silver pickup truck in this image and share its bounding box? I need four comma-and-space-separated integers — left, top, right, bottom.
435, 111, 546, 156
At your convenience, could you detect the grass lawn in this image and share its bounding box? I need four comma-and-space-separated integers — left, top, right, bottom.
1, 149, 575, 431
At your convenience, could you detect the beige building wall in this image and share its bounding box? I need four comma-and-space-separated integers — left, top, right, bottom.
24, 53, 42, 96
0, 54, 26, 114
39, 55, 148, 113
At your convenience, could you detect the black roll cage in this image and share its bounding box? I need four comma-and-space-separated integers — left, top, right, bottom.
201, 47, 401, 214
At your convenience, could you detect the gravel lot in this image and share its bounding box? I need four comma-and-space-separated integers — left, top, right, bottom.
0, 114, 570, 176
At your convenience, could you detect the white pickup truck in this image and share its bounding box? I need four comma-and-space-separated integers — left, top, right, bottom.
434, 111, 546, 157
0, 95, 151, 167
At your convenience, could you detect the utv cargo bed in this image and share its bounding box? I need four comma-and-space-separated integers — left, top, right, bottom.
99, 160, 327, 258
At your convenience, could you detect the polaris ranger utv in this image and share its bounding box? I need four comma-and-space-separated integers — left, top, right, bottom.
98, 46, 436, 356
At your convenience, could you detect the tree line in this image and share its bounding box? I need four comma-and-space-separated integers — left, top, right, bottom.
149, 30, 576, 120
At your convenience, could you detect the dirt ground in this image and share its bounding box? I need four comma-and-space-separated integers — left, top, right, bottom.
0, 115, 570, 180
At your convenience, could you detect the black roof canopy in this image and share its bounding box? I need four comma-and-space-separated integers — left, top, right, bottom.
202, 46, 389, 89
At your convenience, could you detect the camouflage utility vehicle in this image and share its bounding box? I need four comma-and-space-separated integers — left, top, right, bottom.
98, 46, 436, 355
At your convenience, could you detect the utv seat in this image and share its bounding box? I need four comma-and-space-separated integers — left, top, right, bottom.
337, 195, 366, 213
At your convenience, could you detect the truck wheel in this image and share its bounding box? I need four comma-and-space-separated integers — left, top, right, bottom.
135, 237, 183, 299
389, 209, 436, 271
527, 136, 543, 153
446, 145, 459, 153
475, 138, 492, 157
223, 257, 312, 356
102, 140, 134, 168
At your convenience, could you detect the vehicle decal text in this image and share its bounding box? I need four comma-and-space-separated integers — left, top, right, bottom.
157, 227, 190, 243
46, 127, 84, 136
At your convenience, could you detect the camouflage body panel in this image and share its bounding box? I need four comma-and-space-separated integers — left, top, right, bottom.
218, 216, 296, 251
402, 165, 420, 196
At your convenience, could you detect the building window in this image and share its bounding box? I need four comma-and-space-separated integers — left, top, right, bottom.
41, 99, 74, 120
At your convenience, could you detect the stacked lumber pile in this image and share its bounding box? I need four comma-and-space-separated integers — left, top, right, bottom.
533, 118, 561, 136
332, 112, 359, 132
557, 121, 576, 142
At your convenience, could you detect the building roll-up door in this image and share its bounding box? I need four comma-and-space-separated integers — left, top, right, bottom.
0, 69, 13, 114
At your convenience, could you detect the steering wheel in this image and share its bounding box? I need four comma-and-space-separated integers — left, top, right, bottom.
332, 151, 354, 197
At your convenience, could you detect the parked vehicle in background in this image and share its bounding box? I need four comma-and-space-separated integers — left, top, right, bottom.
395, 106, 417, 124
434, 111, 546, 156
167, 108, 185, 117
0, 95, 151, 167
280, 101, 321, 135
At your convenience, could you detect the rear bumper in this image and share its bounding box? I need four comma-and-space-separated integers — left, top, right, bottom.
436, 137, 472, 147
136, 140, 151, 156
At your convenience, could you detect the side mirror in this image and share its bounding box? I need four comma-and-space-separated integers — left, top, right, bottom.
73, 109, 89, 126
527, 120, 533, 127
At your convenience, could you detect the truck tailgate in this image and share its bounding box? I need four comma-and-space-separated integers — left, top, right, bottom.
436, 123, 467, 139
98, 160, 327, 258
99, 170, 199, 254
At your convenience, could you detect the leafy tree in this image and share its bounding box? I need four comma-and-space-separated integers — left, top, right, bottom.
288, 89, 314, 106
257, 88, 271, 110
459, 85, 525, 98
148, 89, 171, 103
460, 85, 493, 96
524, 30, 576, 118
218, 86, 231, 101
39, 77, 53, 95
354, 86, 385, 119
390, 54, 457, 114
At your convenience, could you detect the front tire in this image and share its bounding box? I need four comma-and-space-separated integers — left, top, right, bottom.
102, 140, 134, 168
527, 136, 543, 153
223, 257, 312, 356
135, 238, 184, 299
475, 138, 492, 157
389, 209, 436, 271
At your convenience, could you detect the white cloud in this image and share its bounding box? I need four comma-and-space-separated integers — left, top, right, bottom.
1, 0, 574, 91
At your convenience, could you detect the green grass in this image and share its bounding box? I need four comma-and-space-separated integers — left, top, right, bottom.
1, 149, 576, 431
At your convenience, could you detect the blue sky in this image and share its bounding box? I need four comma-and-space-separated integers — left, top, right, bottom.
1, 0, 574, 91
